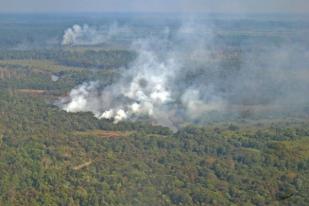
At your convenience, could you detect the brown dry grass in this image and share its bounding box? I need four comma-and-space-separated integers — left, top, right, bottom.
17, 89, 47, 95
74, 130, 130, 139
206, 156, 217, 165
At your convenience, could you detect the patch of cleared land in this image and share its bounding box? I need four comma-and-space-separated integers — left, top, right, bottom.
16, 89, 47, 95
73, 130, 130, 138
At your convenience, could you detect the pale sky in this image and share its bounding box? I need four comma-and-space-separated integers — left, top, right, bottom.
0, 0, 308, 13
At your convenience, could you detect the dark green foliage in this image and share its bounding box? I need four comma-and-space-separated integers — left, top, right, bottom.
0, 21, 307, 205
0, 90, 308, 206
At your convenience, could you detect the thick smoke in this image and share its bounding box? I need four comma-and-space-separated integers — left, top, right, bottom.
62, 23, 130, 45
60, 36, 182, 128
59, 19, 309, 129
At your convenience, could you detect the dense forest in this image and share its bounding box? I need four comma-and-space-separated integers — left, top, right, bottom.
0, 49, 308, 205
0, 89, 308, 205
0, 14, 308, 206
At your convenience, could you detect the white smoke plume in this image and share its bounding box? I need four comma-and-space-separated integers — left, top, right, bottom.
59, 22, 226, 129
51, 74, 59, 82
62, 23, 130, 46
60, 41, 178, 126
59, 18, 309, 128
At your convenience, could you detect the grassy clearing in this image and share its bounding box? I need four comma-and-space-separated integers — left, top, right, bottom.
16, 89, 47, 95
0, 59, 83, 72
73, 130, 130, 139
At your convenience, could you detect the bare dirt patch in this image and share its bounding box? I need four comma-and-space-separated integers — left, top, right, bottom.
17, 89, 47, 95
74, 130, 130, 138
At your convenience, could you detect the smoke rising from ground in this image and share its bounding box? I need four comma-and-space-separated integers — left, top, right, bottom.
62, 23, 130, 45
59, 19, 309, 129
